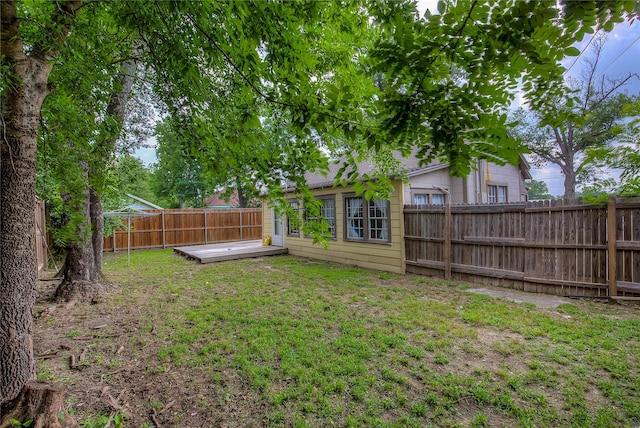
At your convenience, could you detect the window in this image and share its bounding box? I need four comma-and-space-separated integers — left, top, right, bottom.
305, 196, 336, 238
413, 194, 428, 205
287, 200, 300, 236
488, 185, 508, 203
344, 194, 390, 243
431, 194, 445, 205
412, 192, 445, 205
345, 196, 364, 239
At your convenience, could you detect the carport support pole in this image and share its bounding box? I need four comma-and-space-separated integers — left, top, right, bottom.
607, 197, 617, 297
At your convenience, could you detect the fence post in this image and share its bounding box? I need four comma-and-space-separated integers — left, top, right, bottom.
607, 197, 617, 297
204, 209, 208, 245
444, 202, 451, 280
240, 210, 243, 240
162, 211, 166, 249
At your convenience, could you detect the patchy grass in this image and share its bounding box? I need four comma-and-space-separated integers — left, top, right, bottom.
34, 250, 640, 427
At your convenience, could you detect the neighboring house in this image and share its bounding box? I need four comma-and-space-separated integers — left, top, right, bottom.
263, 152, 531, 274
125, 194, 164, 211
204, 189, 262, 209
204, 189, 241, 209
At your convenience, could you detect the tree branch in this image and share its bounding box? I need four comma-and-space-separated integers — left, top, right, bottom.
587, 73, 638, 111
0, 1, 25, 63
181, 11, 366, 131
31, 0, 83, 62
416, 0, 478, 92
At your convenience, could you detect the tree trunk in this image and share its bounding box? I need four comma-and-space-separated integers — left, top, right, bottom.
0, 80, 40, 406
0, 0, 80, 407
55, 184, 110, 303
88, 57, 137, 277
563, 168, 577, 200
57, 57, 137, 302
90, 187, 104, 280
237, 184, 247, 208
0, 381, 77, 428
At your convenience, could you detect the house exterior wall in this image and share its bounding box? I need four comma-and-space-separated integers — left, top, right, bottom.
263, 205, 273, 241
405, 161, 527, 204
263, 180, 406, 274
482, 161, 528, 203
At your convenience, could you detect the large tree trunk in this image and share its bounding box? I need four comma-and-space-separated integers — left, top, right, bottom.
55, 183, 107, 303
57, 57, 137, 301
90, 188, 104, 280
0, 0, 80, 405
0, 381, 77, 428
88, 57, 137, 276
563, 172, 576, 200
0, 7, 49, 406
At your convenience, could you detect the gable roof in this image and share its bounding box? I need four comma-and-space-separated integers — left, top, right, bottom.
204, 189, 241, 207
289, 150, 531, 191
126, 194, 164, 210
294, 152, 440, 191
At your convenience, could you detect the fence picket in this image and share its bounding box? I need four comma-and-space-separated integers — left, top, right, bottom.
103, 208, 262, 251
405, 199, 640, 297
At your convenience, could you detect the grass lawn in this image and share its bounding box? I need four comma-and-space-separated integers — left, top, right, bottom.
34, 249, 640, 427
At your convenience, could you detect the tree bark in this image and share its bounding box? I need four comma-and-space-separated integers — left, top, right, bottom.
0, 0, 80, 404
237, 185, 247, 208
55, 183, 106, 303
0, 381, 77, 428
90, 188, 104, 280
88, 57, 137, 277
56, 56, 137, 302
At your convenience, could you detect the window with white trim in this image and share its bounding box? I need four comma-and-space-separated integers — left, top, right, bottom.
412, 192, 445, 205
287, 200, 300, 236
344, 194, 390, 243
488, 185, 508, 203
305, 196, 336, 238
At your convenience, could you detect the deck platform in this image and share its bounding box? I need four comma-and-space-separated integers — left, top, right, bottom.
174, 240, 287, 264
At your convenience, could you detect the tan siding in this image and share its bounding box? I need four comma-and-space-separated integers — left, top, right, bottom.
263, 181, 405, 274
262, 202, 273, 241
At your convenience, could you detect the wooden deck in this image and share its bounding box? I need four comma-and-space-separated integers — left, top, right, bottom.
174, 240, 287, 264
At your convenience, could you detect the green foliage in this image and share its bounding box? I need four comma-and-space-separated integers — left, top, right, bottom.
79, 412, 127, 428
9, 419, 33, 427
511, 35, 638, 198
584, 98, 640, 196
526, 179, 556, 200
23, 0, 640, 248
150, 120, 210, 208
111, 155, 155, 204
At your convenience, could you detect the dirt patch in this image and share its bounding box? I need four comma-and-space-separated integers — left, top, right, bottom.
466, 287, 574, 309
33, 277, 266, 427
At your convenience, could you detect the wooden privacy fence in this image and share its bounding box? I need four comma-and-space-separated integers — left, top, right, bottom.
103, 208, 262, 251
404, 197, 640, 297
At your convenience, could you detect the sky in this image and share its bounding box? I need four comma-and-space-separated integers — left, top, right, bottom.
415, 0, 640, 196
533, 21, 640, 196
136, 3, 640, 196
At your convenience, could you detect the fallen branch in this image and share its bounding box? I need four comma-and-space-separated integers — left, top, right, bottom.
160, 399, 175, 414
35, 351, 59, 359
69, 354, 87, 371
106, 393, 122, 411
150, 408, 162, 428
